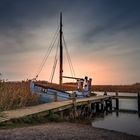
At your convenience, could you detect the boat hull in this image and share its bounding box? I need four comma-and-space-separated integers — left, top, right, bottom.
30, 81, 89, 103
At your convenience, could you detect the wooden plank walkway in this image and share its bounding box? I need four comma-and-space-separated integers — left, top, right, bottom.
0, 95, 113, 123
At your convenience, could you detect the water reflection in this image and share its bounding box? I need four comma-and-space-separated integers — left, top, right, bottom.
92, 112, 140, 136
92, 92, 140, 136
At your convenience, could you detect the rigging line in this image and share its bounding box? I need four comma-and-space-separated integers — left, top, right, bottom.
50, 59, 58, 83
63, 40, 75, 77
35, 26, 59, 78
36, 32, 59, 78
35, 27, 59, 77
49, 39, 59, 83
35, 27, 59, 78
63, 36, 75, 78
62, 35, 75, 77
63, 39, 75, 79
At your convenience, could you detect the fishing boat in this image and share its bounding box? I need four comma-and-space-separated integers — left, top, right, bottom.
30, 13, 94, 102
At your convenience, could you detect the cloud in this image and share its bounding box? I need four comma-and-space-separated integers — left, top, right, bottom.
0, 0, 140, 83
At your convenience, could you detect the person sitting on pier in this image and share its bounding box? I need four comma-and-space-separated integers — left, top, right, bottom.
88, 78, 92, 94
77, 79, 84, 91
83, 84, 90, 97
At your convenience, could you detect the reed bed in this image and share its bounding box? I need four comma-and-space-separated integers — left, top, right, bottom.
0, 81, 39, 111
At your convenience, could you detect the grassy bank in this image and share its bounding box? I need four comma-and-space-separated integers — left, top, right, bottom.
0, 110, 64, 129
0, 81, 39, 111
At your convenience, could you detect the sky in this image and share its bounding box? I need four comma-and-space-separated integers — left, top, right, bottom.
0, 0, 140, 84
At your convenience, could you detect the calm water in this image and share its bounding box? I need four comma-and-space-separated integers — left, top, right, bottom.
92, 92, 140, 136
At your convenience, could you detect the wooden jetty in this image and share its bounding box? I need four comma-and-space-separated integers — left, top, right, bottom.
1, 81, 140, 124
0, 95, 114, 124
32, 82, 140, 117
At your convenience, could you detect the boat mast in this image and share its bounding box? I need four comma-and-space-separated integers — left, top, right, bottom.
59, 12, 63, 86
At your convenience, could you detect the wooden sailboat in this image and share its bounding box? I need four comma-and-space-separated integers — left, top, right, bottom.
30, 13, 93, 102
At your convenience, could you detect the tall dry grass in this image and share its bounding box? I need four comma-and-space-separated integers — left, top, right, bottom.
0, 81, 39, 111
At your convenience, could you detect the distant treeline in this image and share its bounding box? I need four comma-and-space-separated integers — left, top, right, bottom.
92, 85, 140, 93
36, 81, 140, 93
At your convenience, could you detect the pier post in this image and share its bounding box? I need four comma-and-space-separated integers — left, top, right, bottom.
115, 92, 119, 111
109, 98, 112, 112
72, 92, 77, 118
80, 105, 85, 117
104, 91, 107, 95
91, 103, 95, 113
138, 92, 140, 117
88, 101, 91, 115
101, 100, 104, 112
105, 100, 109, 112
96, 103, 100, 112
